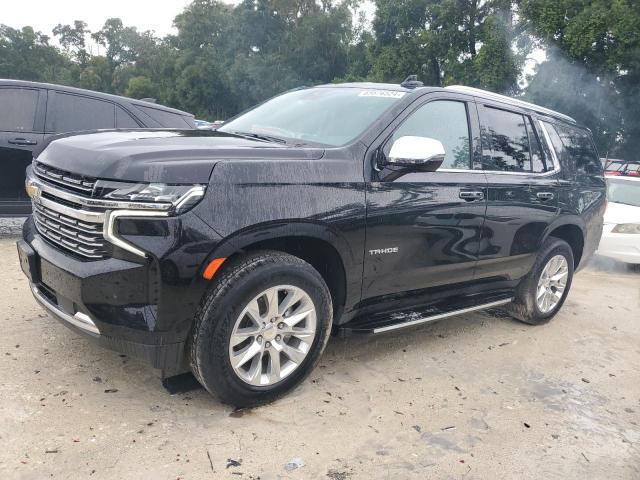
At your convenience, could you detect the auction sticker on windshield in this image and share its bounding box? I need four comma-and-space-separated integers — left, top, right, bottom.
359, 91, 406, 99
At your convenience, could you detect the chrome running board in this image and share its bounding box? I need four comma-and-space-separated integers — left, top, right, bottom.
372, 298, 513, 333
339, 294, 514, 335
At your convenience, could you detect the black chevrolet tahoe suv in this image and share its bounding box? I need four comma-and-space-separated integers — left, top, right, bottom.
17, 81, 606, 407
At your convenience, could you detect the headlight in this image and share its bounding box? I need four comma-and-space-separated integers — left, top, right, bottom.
612, 223, 640, 234
94, 180, 206, 214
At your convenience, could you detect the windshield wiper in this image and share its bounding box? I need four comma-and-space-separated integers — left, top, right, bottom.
230, 131, 288, 145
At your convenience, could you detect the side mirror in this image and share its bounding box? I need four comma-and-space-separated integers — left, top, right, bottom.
387, 136, 446, 171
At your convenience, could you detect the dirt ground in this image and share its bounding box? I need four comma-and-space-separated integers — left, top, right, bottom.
0, 237, 638, 480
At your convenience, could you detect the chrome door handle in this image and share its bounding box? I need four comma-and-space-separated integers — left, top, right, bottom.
459, 191, 484, 201
537, 192, 555, 201
9, 137, 37, 146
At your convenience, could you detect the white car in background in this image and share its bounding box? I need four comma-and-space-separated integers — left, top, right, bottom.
597, 177, 640, 264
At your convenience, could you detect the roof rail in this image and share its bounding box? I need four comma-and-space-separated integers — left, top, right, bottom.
445, 85, 576, 124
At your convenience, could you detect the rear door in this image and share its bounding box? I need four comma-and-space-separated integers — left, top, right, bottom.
474, 102, 560, 281
362, 93, 488, 303
0, 86, 46, 215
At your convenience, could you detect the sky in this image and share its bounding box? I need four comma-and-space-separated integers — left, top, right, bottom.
3, 0, 375, 40
3, 0, 204, 39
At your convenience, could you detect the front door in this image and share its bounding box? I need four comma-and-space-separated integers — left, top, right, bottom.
0, 86, 45, 216
362, 95, 487, 305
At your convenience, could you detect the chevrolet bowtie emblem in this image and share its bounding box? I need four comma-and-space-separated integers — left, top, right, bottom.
26, 180, 41, 201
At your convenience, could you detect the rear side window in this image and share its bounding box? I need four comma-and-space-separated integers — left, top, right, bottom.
480, 107, 531, 172
132, 105, 192, 128
116, 107, 141, 128
47, 93, 115, 133
390, 100, 472, 169
0, 88, 39, 132
554, 124, 602, 176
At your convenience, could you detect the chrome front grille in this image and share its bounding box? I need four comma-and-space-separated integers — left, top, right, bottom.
28, 162, 173, 260
34, 162, 96, 195
32, 201, 108, 259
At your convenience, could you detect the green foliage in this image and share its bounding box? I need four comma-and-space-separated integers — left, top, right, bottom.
368, 0, 526, 91
521, 0, 640, 157
125, 76, 157, 100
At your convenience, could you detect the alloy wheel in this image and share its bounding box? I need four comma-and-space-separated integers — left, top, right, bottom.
536, 255, 569, 314
228, 285, 317, 386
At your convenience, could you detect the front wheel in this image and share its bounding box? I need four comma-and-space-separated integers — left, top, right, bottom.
508, 237, 575, 325
189, 251, 333, 407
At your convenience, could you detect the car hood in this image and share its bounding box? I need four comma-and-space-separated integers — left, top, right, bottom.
35, 129, 325, 183
604, 201, 640, 225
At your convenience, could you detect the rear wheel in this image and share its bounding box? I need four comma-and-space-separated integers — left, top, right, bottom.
189, 251, 332, 407
508, 237, 574, 325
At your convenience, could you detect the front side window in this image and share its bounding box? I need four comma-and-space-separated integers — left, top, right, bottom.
219, 87, 406, 147
481, 107, 531, 172
0, 88, 39, 132
389, 100, 471, 169
47, 93, 115, 133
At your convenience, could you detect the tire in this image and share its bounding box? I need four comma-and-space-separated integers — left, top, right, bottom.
507, 237, 575, 325
189, 250, 333, 407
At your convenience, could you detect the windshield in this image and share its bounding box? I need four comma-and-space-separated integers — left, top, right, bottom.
219, 87, 406, 147
607, 179, 640, 207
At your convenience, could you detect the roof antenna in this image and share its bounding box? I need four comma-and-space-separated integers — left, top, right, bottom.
401, 75, 424, 89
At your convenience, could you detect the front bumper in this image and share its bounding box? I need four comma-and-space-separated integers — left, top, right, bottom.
20, 212, 221, 373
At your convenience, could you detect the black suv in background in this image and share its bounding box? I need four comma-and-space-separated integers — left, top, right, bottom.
0, 80, 195, 216
17, 81, 605, 407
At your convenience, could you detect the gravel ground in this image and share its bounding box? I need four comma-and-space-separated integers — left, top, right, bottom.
0, 237, 638, 479
0, 217, 25, 237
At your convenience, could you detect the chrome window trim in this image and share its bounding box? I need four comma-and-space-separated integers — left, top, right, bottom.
438, 121, 561, 178
538, 120, 562, 175
438, 168, 559, 177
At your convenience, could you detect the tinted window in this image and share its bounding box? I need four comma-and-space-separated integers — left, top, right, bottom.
391, 100, 471, 169
542, 121, 565, 162
0, 88, 39, 132
481, 107, 531, 172
554, 124, 602, 176
526, 117, 550, 173
116, 107, 140, 128
48, 93, 115, 133
133, 105, 192, 128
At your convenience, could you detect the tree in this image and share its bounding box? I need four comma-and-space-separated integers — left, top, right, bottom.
0, 25, 69, 82
53, 21, 90, 65
125, 76, 157, 99
369, 0, 527, 92
521, 0, 640, 157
